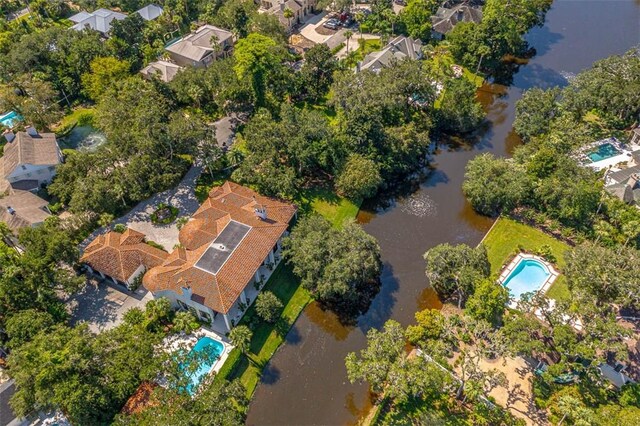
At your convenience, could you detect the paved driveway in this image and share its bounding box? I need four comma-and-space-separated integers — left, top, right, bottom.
67, 278, 153, 333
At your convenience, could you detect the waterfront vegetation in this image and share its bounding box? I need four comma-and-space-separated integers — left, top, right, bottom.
1, 0, 639, 424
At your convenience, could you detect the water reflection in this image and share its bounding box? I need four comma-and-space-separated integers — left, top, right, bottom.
304, 301, 355, 341
416, 287, 443, 311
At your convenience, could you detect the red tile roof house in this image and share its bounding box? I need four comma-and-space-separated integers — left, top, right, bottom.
80, 228, 168, 291
143, 181, 297, 332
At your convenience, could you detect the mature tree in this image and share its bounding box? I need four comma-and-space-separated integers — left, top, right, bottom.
50, 78, 204, 215
8, 317, 164, 425
298, 44, 337, 101
447, 0, 552, 72
562, 49, 640, 126
335, 154, 382, 200
81, 56, 131, 101
209, 0, 254, 38
4, 309, 55, 349
437, 77, 485, 133
255, 291, 283, 323
108, 13, 146, 66
463, 153, 531, 216
116, 379, 247, 424
423, 243, 490, 308
399, 0, 438, 41
232, 104, 336, 198
565, 242, 640, 308
229, 325, 253, 355
513, 87, 560, 141
465, 279, 509, 326
0, 77, 63, 130
284, 215, 381, 309
345, 320, 406, 394
330, 60, 435, 179
233, 32, 290, 108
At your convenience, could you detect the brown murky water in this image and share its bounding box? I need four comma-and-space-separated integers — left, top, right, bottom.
247, 2, 640, 424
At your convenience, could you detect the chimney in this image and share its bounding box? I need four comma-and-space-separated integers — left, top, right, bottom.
280, 1, 285, 11
456, 9, 464, 21
254, 205, 267, 220
25, 126, 38, 137
181, 286, 193, 300
3, 129, 15, 143
7, 206, 15, 215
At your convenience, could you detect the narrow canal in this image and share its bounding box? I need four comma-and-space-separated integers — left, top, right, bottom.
247, 2, 640, 424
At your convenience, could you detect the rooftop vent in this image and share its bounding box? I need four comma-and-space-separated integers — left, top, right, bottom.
3, 130, 15, 143
255, 205, 267, 220
25, 126, 38, 137
7, 206, 15, 215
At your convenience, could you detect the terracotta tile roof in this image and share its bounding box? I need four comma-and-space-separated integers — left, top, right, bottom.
144, 182, 297, 314
120, 382, 159, 415
81, 229, 168, 283
2, 131, 61, 178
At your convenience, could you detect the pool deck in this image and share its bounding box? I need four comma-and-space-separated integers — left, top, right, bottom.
498, 253, 559, 309
163, 327, 234, 378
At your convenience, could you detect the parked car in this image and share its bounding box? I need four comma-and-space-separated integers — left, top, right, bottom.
323, 19, 340, 30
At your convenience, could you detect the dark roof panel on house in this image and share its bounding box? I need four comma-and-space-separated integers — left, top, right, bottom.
194, 221, 251, 275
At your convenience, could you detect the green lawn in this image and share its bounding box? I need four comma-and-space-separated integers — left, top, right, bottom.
296, 187, 361, 227
56, 107, 96, 129
481, 217, 571, 301
215, 185, 361, 397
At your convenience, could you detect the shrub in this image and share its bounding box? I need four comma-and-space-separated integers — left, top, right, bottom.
534, 244, 557, 263
113, 223, 127, 233
145, 240, 166, 252
255, 291, 283, 323
150, 202, 179, 225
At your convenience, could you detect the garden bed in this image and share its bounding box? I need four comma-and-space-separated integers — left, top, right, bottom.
150, 203, 179, 225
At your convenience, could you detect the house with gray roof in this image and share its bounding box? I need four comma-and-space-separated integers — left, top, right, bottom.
165, 25, 234, 68
69, 8, 127, 36
0, 127, 62, 194
431, 2, 483, 40
140, 60, 183, 83
136, 4, 163, 21
259, 0, 315, 32
358, 36, 423, 73
0, 190, 51, 232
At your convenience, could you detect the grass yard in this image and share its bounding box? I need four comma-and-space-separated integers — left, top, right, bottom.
215, 185, 361, 396
56, 107, 96, 130
296, 187, 361, 227
481, 217, 571, 301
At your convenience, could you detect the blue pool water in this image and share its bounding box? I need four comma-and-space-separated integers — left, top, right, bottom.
181, 336, 224, 395
0, 111, 22, 128
587, 143, 621, 162
502, 258, 550, 300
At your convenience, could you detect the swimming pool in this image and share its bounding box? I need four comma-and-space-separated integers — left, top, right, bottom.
502, 258, 551, 300
587, 143, 621, 162
181, 336, 224, 395
0, 111, 22, 128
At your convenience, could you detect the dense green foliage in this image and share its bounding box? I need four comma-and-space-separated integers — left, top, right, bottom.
465, 49, 640, 243
447, 0, 552, 74
423, 243, 490, 308
49, 77, 209, 215
7, 299, 172, 424
284, 215, 381, 311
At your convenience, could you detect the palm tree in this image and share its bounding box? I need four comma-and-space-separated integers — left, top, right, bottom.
344, 30, 353, 53
229, 325, 253, 356
355, 11, 365, 42
283, 8, 294, 32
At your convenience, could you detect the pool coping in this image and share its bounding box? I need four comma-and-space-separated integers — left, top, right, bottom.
497, 253, 559, 309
